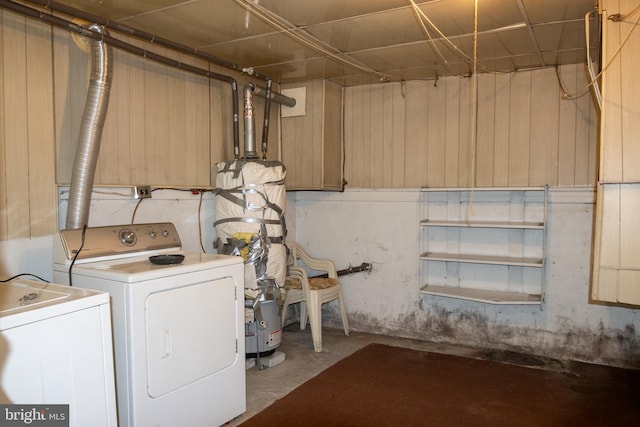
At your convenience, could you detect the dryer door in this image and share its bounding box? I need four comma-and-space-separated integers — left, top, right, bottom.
145, 277, 237, 397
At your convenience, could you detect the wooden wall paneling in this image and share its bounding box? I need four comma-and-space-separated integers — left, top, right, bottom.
144, 45, 170, 184
127, 41, 147, 185
344, 84, 363, 187
281, 85, 299, 187
299, 79, 317, 188
444, 78, 461, 187
557, 64, 579, 186
189, 70, 210, 184
618, 184, 640, 303
94, 43, 122, 185
381, 83, 395, 187
390, 82, 406, 188
508, 71, 532, 186
404, 81, 429, 187
475, 72, 496, 187
492, 72, 511, 187
310, 80, 324, 188
600, 4, 623, 183
169, 51, 212, 186
3, 12, 30, 239
427, 80, 446, 188
25, 17, 56, 236
368, 83, 384, 188
0, 10, 6, 240
457, 78, 472, 187
280, 96, 299, 187
587, 78, 599, 185
281, 79, 325, 189
322, 80, 342, 190
621, 8, 640, 183
591, 185, 618, 302
114, 44, 133, 185
212, 79, 231, 166
530, 68, 560, 186
166, 53, 187, 184
53, 27, 88, 185
295, 94, 308, 188
574, 63, 597, 186
341, 86, 352, 189
343, 85, 354, 188
352, 84, 370, 187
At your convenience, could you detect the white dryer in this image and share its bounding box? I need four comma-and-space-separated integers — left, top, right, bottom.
53, 223, 246, 427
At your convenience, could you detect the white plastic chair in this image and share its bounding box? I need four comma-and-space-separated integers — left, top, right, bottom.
282, 241, 349, 352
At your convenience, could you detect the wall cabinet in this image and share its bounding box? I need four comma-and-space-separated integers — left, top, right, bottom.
419, 187, 547, 305
281, 80, 343, 191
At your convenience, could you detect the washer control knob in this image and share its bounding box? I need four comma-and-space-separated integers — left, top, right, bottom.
119, 229, 137, 246
149, 231, 157, 239
161, 229, 170, 238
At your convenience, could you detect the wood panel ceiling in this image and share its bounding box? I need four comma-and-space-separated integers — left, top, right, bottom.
16, 0, 599, 86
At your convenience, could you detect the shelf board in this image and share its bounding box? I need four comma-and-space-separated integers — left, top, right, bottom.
420, 220, 544, 229
420, 252, 543, 267
420, 284, 542, 305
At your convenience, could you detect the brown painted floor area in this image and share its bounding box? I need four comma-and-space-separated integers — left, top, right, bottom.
229, 326, 639, 426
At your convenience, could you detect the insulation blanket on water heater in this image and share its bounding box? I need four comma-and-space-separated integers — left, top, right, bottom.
214, 160, 287, 286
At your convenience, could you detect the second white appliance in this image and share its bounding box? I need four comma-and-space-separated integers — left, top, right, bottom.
0, 278, 117, 427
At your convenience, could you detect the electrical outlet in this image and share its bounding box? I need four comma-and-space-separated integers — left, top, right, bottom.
134, 185, 152, 199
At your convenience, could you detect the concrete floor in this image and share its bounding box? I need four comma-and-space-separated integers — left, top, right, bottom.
228, 325, 479, 426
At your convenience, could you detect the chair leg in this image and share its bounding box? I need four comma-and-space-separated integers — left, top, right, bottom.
281, 300, 290, 328
307, 295, 323, 352
299, 301, 308, 330
338, 292, 350, 336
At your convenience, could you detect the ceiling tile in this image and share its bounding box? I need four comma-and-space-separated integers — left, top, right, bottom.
121, 0, 276, 47
50, 0, 188, 21
251, 0, 410, 27
305, 7, 424, 53
30, 0, 599, 86
533, 20, 590, 53
521, 0, 597, 24
201, 32, 322, 67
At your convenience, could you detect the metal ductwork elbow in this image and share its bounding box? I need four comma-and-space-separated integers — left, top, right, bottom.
65, 24, 113, 230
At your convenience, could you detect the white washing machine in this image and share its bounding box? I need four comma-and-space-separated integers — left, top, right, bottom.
0, 278, 117, 426
53, 222, 246, 427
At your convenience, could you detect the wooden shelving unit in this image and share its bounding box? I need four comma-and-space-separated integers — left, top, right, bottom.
418, 187, 547, 305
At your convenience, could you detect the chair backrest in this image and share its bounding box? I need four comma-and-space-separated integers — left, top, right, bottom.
286, 241, 337, 278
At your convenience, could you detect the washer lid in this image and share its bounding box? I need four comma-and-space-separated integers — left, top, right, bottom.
0, 279, 109, 329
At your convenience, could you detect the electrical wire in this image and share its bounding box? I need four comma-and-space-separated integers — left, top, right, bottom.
128, 186, 215, 253
409, 2, 459, 76
0, 273, 49, 283
408, 0, 473, 68
198, 190, 206, 253
130, 197, 145, 224
67, 224, 87, 287
561, 7, 640, 101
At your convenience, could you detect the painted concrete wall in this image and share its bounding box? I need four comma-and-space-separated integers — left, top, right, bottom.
2, 186, 639, 368
289, 188, 640, 368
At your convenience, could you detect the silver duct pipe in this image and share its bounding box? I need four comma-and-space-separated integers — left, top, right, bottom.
243, 83, 259, 160
65, 24, 113, 230
253, 85, 296, 108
